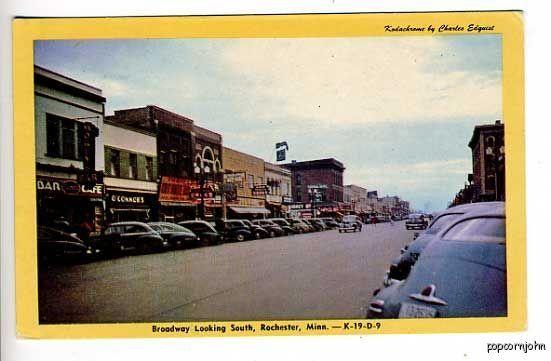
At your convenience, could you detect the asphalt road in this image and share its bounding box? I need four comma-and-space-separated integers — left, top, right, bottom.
38, 221, 414, 323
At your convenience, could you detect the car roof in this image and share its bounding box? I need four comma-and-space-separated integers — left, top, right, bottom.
108, 221, 149, 227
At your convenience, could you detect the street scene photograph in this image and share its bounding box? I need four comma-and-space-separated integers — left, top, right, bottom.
33, 34, 506, 323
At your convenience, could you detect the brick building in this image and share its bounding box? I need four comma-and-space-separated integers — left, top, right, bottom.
283, 158, 345, 215
264, 162, 293, 217
468, 120, 505, 202
106, 105, 224, 222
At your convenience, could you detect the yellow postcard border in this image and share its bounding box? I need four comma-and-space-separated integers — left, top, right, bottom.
13, 11, 525, 338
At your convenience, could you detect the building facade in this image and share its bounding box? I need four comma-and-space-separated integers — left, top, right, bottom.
344, 184, 369, 212
264, 162, 293, 217
103, 121, 158, 223
468, 120, 505, 202
283, 158, 345, 217
223, 147, 269, 218
34, 66, 105, 236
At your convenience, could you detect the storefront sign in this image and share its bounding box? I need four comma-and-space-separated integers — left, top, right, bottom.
252, 184, 269, 196
266, 194, 282, 204
159, 176, 196, 203
282, 196, 293, 204
36, 176, 103, 198
109, 193, 145, 205
307, 184, 328, 189
224, 172, 245, 188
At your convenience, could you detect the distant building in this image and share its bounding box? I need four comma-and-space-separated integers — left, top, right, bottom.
34, 66, 105, 234
344, 184, 369, 212
283, 158, 345, 216
264, 162, 293, 218
468, 120, 505, 201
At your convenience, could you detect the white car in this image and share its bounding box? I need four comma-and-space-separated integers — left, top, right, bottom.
339, 215, 362, 233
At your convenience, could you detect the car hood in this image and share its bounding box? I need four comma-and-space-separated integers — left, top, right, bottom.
378, 241, 506, 318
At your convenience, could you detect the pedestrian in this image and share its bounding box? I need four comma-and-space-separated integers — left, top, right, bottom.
389, 215, 395, 226
371, 215, 377, 227
77, 218, 93, 242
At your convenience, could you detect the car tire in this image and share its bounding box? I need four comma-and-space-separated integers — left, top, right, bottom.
269, 230, 276, 238
254, 231, 262, 240
236, 233, 246, 242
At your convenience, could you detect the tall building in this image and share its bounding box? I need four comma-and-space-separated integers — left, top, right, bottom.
34, 66, 105, 234
468, 120, 505, 201
283, 158, 345, 216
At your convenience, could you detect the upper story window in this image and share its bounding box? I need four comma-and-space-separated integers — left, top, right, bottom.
46, 114, 83, 160
128, 153, 138, 179
296, 174, 302, 185
145, 156, 154, 181
108, 149, 120, 177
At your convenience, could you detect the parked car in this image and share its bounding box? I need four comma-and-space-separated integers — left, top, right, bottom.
385, 202, 506, 285
148, 222, 199, 248
93, 222, 168, 254
339, 215, 362, 233
213, 219, 252, 242
319, 217, 339, 229
38, 226, 99, 264
310, 219, 328, 231
367, 202, 506, 319
288, 218, 311, 234
179, 220, 223, 246
302, 219, 322, 232
241, 219, 269, 239
405, 213, 427, 230
268, 218, 296, 235
251, 219, 285, 238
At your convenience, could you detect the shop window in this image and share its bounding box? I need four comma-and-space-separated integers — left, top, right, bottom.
109, 149, 120, 177
129, 153, 138, 179
145, 156, 154, 181
46, 114, 83, 160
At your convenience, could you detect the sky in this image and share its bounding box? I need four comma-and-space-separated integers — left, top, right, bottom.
35, 35, 502, 212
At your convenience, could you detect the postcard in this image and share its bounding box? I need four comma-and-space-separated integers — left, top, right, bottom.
12, 11, 525, 338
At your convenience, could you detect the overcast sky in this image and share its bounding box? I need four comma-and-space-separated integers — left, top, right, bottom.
35, 35, 502, 212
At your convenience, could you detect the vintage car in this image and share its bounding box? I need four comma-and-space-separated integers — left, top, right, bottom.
385, 202, 505, 285
339, 215, 362, 233
367, 202, 506, 319
241, 219, 269, 239
179, 220, 223, 246
252, 219, 285, 238
267, 218, 296, 236
405, 213, 427, 230
93, 222, 168, 254
148, 222, 199, 248
38, 226, 99, 264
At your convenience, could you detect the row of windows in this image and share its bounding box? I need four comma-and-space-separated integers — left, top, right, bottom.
106, 147, 155, 181
46, 114, 85, 160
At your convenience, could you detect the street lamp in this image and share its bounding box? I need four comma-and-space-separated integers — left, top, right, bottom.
194, 162, 211, 220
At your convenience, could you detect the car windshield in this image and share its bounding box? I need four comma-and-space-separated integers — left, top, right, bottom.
442, 217, 505, 243
409, 214, 423, 220
242, 220, 253, 227
149, 224, 162, 232
170, 224, 193, 233
425, 214, 461, 235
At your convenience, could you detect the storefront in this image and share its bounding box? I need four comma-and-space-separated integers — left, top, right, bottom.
158, 176, 199, 222
36, 176, 104, 235
105, 189, 157, 223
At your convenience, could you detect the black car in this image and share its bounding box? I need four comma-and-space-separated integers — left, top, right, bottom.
148, 222, 199, 248
38, 226, 99, 264
241, 219, 269, 239
179, 220, 223, 246
310, 219, 328, 231
368, 202, 506, 319
94, 222, 168, 254
320, 217, 339, 229
252, 220, 285, 237
405, 214, 427, 230
214, 219, 252, 242
385, 202, 506, 285
267, 218, 296, 235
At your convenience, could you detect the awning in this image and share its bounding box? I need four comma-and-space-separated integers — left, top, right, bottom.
229, 206, 270, 215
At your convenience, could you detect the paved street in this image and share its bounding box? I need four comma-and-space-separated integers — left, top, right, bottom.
39, 221, 413, 323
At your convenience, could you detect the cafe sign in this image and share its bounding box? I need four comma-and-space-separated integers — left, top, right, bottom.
36, 176, 103, 198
